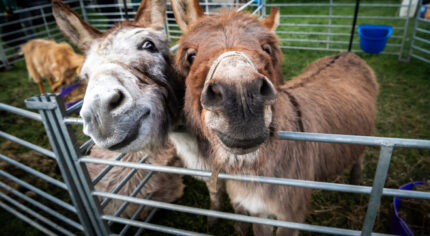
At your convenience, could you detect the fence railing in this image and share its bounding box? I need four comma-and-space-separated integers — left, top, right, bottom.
1, 0, 430, 69
1, 90, 428, 235
408, 0, 430, 63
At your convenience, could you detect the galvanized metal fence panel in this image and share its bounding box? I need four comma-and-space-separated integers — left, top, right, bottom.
0, 0, 82, 69
408, 0, 430, 63
15, 93, 430, 236
266, 1, 415, 60
0, 103, 85, 235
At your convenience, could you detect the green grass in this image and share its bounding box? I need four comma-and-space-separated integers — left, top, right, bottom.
0, 0, 430, 235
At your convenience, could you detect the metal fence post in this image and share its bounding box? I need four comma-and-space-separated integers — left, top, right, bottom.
79, 0, 89, 22
40, 8, 52, 38
360, 145, 394, 236
327, 0, 333, 49
398, 0, 413, 61
407, 0, 422, 62
25, 94, 109, 236
0, 42, 10, 69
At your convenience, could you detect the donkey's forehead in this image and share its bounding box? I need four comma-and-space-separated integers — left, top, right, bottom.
93, 27, 167, 53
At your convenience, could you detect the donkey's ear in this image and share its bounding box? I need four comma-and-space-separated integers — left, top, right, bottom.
134, 0, 166, 30
261, 7, 280, 32
52, 0, 101, 52
169, 0, 204, 33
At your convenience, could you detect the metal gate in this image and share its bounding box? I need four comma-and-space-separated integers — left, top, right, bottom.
408, 0, 430, 63
1, 92, 429, 235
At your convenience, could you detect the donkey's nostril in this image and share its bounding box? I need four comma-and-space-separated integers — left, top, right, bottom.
108, 90, 124, 111
202, 83, 225, 110
207, 84, 223, 103
258, 77, 276, 103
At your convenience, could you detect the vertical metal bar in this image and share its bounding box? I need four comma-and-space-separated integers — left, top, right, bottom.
79, 0, 89, 22
0, 41, 10, 69
262, 0, 266, 17
40, 8, 52, 38
123, 0, 129, 21
348, 0, 360, 52
204, 0, 209, 15
407, 0, 422, 62
25, 94, 109, 236
361, 145, 394, 236
164, 13, 170, 40
327, 0, 333, 49
399, 0, 413, 61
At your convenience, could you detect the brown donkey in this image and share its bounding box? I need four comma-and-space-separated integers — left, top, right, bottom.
52, 0, 185, 219
171, 0, 379, 235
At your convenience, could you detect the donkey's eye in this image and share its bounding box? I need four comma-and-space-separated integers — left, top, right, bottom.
186, 49, 197, 66
262, 44, 272, 55
138, 40, 157, 52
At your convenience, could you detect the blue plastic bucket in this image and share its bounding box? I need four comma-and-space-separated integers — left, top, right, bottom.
358, 25, 393, 53
390, 181, 426, 236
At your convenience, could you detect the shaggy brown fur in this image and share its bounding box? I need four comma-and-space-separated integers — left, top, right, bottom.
87, 143, 184, 219
171, 1, 378, 235
21, 39, 84, 94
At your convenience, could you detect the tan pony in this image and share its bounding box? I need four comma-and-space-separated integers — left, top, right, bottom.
170, 0, 379, 235
21, 39, 84, 94
52, 0, 184, 220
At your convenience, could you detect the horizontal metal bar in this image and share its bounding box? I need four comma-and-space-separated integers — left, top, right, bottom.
412, 45, 430, 54
279, 23, 404, 30
0, 154, 66, 190
103, 215, 210, 236
278, 131, 430, 149
418, 18, 430, 23
79, 139, 94, 154
66, 100, 83, 116
416, 27, 430, 35
110, 171, 154, 224
118, 192, 154, 235
134, 207, 158, 235
414, 36, 430, 45
0, 103, 42, 121
0, 170, 77, 213
0, 192, 74, 236
96, 192, 391, 236
275, 30, 403, 39
280, 14, 405, 20
100, 154, 148, 208
0, 201, 57, 236
82, 157, 430, 200
63, 117, 83, 125
8, 0, 78, 14
411, 53, 430, 63
279, 46, 401, 55
0, 181, 83, 231
0, 131, 55, 159
266, 3, 409, 7
91, 153, 126, 185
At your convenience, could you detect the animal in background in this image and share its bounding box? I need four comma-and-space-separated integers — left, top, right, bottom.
21, 39, 84, 94
170, 0, 379, 234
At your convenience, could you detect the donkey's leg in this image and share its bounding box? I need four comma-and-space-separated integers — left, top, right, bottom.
252, 218, 274, 236
350, 157, 363, 185
231, 203, 251, 236
205, 179, 225, 226
47, 76, 55, 87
